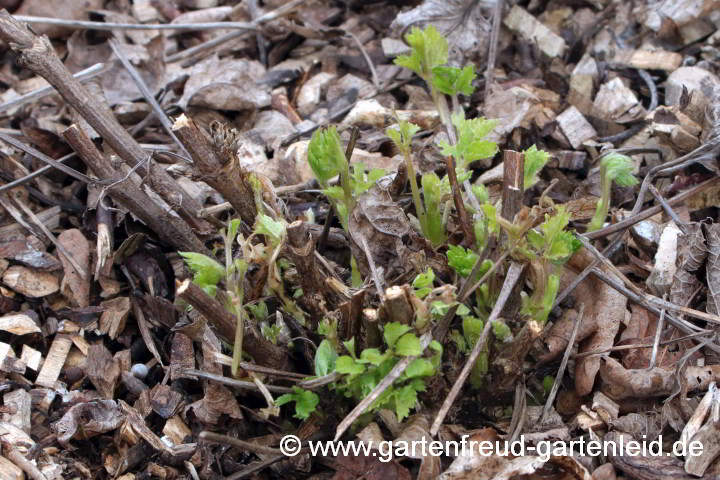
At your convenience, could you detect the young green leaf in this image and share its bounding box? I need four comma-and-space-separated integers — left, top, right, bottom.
431, 65, 476, 96
395, 333, 423, 356
336, 356, 365, 375
314, 339, 337, 377
602, 153, 638, 186
383, 322, 412, 348
394, 25, 448, 80
307, 126, 346, 185
405, 358, 435, 378
253, 214, 286, 244
393, 383, 419, 421
438, 112, 498, 168
447, 245, 479, 278
179, 252, 225, 289
523, 145, 550, 189
412, 268, 435, 299
492, 320, 511, 342
276, 387, 319, 420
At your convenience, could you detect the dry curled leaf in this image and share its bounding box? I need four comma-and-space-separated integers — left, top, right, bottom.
348, 178, 446, 283
538, 249, 626, 396
390, 0, 492, 65
599, 356, 720, 400
53, 399, 126, 446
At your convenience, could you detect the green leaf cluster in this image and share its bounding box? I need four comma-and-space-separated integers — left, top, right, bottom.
329, 323, 442, 421
387, 119, 421, 151
432, 65, 476, 96
520, 206, 581, 325
394, 25, 448, 82
587, 153, 638, 232
438, 113, 498, 169
276, 387, 320, 420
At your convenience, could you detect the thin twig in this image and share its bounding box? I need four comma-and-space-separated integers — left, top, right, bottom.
0, 151, 76, 193
576, 233, 720, 325
181, 368, 292, 394
346, 31, 379, 89
430, 262, 526, 436
508, 381, 526, 443
571, 330, 712, 359
165, 0, 306, 63
13, 15, 257, 31
225, 456, 286, 480
199, 432, 284, 456
108, 39, 190, 161
0, 62, 111, 113
649, 183, 687, 234
211, 352, 306, 379
648, 294, 667, 370
361, 236, 383, 297
12, 197, 87, 278
335, 333, 432, 441
541, 303, 584, 423
483, 0, 505, 103
0, 131, 94, 184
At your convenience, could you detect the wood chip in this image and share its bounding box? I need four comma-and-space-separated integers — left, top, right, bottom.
610, 49, 683, 71
504, 6, 567, 58
162, 415, 191, 446
0, 456, 23, 480
1, 389, 31, 433
99, 297, 131, 339
556, 106, 597, 149
86, 343, 120, 399
19, 345, 42, 371
2, 265, 59, 298
0, 313, 40, 335
35, 335, 72, 388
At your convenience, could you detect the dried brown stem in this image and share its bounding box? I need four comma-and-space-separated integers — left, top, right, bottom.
0, 10, 211, 233
285, 220, 343, 320
63, 125, 208, 254
446, 155, 475, 247
172, 115, 272, 227
500, 150, 525, 224
181, 369, 292, 394
175, 279, 289, 370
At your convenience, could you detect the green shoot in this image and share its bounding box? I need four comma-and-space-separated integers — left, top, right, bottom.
587, 153, 638, 232
520, 206, 582, 325
447, 245, 479, 278
523, 145, 551, 190
421, 172, 448, 247
387, 119, 427, 237
394, 25, 448, 84
276, 387, 320, 420
308, 126, 354, 230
